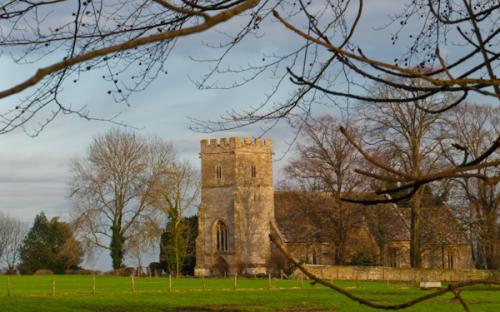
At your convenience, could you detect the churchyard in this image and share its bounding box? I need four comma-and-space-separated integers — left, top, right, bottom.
0, 275, 498, 311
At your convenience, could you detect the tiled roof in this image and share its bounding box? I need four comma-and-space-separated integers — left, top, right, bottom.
273, 191, 468, 246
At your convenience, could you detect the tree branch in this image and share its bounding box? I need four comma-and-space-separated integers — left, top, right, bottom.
0, 0, 260, 99
269, 224, 500, 310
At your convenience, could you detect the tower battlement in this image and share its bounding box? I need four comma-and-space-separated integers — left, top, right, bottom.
200, 137, 272, 153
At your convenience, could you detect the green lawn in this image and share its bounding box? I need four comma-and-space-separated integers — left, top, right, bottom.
0, 276, 498, 311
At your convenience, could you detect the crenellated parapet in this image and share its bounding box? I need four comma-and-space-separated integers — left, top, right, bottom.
200, 137, 272, 153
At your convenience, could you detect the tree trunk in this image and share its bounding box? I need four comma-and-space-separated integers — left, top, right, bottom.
410, 189, 422, 268
175, 226, 180, 277
485, 212, 498, 269
110, 226, 124, 269
333, 194, 346, 265
173, 219, 185, 277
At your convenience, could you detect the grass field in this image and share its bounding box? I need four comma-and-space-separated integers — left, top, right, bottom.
0, 275, 498, 311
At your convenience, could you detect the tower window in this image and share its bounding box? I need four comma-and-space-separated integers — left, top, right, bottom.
216, 221, 228, 252
215, 165, 222, 179
251, 165, 256, 178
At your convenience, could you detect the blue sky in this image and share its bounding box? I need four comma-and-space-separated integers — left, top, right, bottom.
1, 0, 479, 269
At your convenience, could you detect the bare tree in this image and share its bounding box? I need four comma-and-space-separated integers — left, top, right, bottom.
0, 213, 28, 272
150, 159, 199, 276
70, 129, 175, 269
354, 80, 449, 268
0, 213, 8, 261
443, 103, 499, 269
126, 223, 158, 274
192, 0, 499, 201
283, 115, 363, 264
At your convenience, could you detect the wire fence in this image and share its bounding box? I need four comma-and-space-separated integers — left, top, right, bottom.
1, 274, 316, 296
3, 273, 495, 297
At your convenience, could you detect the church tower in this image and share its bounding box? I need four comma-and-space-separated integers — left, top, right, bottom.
194, 137, 274, 276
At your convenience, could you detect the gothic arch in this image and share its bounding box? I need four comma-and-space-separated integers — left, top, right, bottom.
212, 220, 229, 252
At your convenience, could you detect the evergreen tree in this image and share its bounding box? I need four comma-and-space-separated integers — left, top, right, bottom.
18, 212, 83, 274
160, 216, 197, 276
181, 216, 198, 276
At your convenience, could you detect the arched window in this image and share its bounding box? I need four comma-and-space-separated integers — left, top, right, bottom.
216, 221, 228, 252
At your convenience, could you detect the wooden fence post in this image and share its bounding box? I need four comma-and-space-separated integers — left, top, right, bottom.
233, 273, 237, 290
169, 273, 172, 292
268, 273, 272, 290
131, 275, 135, 292
202, 275, 206, 291
300, 274, 304, 289
52, 276, 56, 296
92, 274, 96, 295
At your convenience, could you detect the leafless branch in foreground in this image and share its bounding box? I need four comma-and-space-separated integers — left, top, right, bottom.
0, 0, 260, 135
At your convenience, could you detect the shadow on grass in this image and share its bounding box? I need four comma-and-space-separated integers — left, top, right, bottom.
162, 307, 329, 312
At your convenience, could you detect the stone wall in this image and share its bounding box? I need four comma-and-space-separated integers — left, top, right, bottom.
291, 264, 498, 282
379, 242, 473, 269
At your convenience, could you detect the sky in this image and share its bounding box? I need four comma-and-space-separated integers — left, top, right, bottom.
0, 0, 480, 269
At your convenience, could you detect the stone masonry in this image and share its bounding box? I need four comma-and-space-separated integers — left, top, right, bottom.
194, 137, 274, 276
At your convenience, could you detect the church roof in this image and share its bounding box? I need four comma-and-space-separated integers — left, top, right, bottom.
273, 191, 468, 246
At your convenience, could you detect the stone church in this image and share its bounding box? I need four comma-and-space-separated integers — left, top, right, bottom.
194, 137, 473, 277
